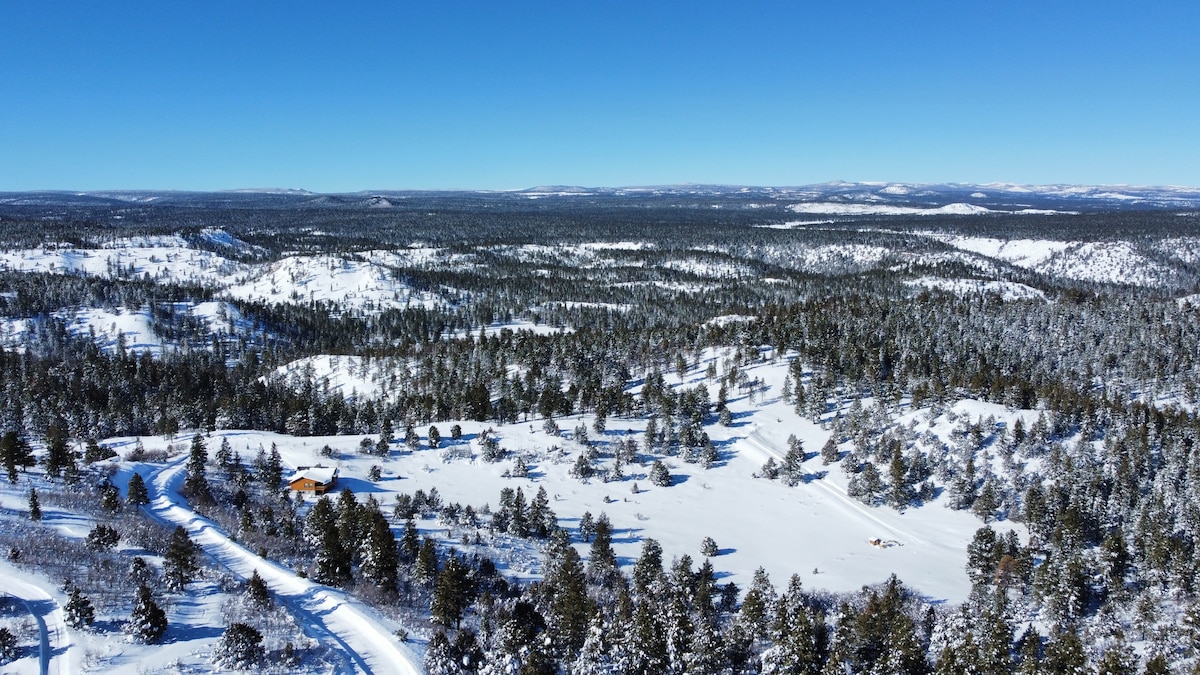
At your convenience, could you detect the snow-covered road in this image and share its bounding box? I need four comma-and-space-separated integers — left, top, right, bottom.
144, 457, 424, 675
0, 560, 78, 675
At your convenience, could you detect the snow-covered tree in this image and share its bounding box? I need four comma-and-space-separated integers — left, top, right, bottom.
64, 586, 95, 629
125, 584, 168, 643
212, 622, 264, 669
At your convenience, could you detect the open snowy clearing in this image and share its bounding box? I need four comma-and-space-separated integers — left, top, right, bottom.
209, 348, 1024, 604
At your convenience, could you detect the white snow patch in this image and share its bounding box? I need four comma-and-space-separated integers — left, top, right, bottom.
907, 277, 1048, 301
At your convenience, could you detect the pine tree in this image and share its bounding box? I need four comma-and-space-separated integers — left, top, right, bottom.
399, 517, 420, 562
821, 437, 840, 465
125, 584, 168, 643
431, 553, 473, 629
86, 524, 121, 551
263, 443, 283, 490
578, 510, 595, 542
424, 630, 458, 675
587, 513, 620, 587
415, 537, 439, 585
27, 487, 41, 521
163, 525, 199, 591
64, 586, 95, 629
1, 431, 31, 483
100, 478, 122, 513
545, 530, 591, 655
360, 508, 399, 594
214, 437, 233, 476
182, 433, 213, 506
0, 627, 16, 664
649, 460, 671, 487
126, 472, 150, 506
632, 538, 664, 597
784, 434, 806, 485
245, 569, 271, 609
212, 622, 264, 669
1042, 628, 1088, 675
629, 599, 668, 674
43, 423, 76, 480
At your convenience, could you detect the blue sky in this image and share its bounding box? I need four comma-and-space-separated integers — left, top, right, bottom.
2, 1, 1197, 191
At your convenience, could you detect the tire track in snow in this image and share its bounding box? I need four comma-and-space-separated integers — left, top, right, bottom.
0, 561, 77, 675
738, 430, 926, 547
144, 456, 423, 675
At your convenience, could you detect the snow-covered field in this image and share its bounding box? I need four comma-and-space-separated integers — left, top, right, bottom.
249, 347, 1025, 604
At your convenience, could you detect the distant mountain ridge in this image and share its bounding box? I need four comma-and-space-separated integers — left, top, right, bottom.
2, 181, 1200, 212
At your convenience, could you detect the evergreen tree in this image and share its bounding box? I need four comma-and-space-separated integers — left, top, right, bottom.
821, 437, 840, 465
64, 586, 95, 629
632, 538, 664, 597
784, 434, 806, 486
1, 432, 33, 483
306, 496, 353, 587
212, 622, 264, 669
399, 517, 420, 563
125, 584, 168, 643
214, 437, 233, 476
85, 523, 121, 551
163, 525, 199, 591
182, 433, 213, 506
415, 537, 439, 585
0, 627, 16, 664
360, 507, 399, 594
1041, 629, 1088, 675
578, 510, 595, 542
424, 630, 458, 675
43, 423, 76, 480
629, 600, 668, 673
126, 472, 150, 506
245, 569, 271, 609
545, 530, 591, 655
27, 487, 41, 521
99, 478, 122, 513
263, 443, 283, 490
431, 552, 473, 629
587, 513, 620, 587
649, 460, 671, 487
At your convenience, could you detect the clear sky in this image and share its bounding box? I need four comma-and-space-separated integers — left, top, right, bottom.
2, 1, 1197, 191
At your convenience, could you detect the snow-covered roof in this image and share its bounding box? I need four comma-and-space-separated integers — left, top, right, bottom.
287, 466, 338, 485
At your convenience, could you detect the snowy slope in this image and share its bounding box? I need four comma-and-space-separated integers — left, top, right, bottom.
224, 255, 444, 314
906, 277, 1048, 301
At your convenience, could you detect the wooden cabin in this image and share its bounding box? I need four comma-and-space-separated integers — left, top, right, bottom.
287, 466, 339, 495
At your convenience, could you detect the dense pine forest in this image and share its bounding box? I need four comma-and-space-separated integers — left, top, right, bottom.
1, 189, 1199, 673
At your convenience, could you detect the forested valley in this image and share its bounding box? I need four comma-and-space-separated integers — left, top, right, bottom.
0, 188, 1198, 673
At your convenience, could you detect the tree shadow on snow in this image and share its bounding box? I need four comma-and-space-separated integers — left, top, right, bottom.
335, 476, 388, 494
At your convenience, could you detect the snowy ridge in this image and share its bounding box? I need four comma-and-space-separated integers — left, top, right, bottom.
906, 277, 1048, 301
788, 202, 999, 216
225, 255, 444, 314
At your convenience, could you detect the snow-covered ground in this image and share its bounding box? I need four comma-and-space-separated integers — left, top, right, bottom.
0, 560, 79, 675
141, 456, 423, 674
251, 348, 1024, 604
906, 277, 1048, 301
224, 255, 444, 314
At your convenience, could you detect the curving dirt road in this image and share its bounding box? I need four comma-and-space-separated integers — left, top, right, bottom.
0, 560, 78, 675
142, 457, 423, 675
